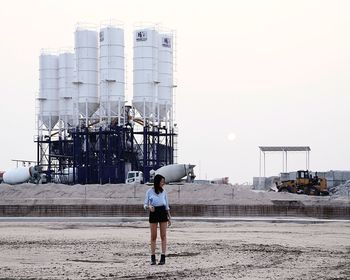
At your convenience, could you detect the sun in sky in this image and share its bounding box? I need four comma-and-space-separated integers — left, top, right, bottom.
227, 132, 236, 142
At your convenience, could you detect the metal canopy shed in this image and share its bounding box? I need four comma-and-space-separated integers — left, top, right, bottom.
258, 146, 311, 177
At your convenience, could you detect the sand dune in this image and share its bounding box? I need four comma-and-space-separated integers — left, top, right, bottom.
0, 183, 348, 206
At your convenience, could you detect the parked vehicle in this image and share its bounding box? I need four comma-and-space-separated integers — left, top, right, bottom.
125, 171, 144, 184
276, 170, 329, 196
125, 164, 196, 184
2, 166, 41, 185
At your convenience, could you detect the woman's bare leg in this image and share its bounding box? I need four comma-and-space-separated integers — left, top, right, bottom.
159, 222, 167, 254
150, 223, 158, 254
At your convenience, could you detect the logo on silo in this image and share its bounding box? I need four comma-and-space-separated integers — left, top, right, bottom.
162, 37, 171, 48
99, 31, 104, 42
136, 31, 147, 41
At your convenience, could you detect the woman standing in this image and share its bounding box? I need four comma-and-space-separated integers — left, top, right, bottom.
143, 174, 171, 265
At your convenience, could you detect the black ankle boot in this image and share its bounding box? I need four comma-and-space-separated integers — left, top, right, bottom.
151, 254, 156, 265
158, 254, 165, 265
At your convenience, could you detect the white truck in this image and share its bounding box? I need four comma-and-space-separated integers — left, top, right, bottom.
125, 171, 144, 184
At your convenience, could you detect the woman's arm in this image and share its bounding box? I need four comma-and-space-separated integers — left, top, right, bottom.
167, 210, 172, 227
165, 192, 171, 226
143, 190, 155, 212
164, 191, 170, 211
143, 190, 149, 210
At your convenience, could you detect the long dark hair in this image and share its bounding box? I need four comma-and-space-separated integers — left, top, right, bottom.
153, 174, 165, 194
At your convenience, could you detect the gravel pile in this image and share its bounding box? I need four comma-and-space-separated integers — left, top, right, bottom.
329, 180, 350, 197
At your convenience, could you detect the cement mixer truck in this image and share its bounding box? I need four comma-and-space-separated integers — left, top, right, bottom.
2, 166, 41, 185
125, 164, 196, 184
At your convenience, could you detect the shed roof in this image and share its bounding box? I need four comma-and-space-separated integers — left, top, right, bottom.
259, 146, 311, 152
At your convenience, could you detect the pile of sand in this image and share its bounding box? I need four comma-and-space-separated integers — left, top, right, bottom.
0, 182, 348, 206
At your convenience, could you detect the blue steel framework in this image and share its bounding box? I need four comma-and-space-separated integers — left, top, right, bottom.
133, 125, 175, 183
36, 123, 176, 184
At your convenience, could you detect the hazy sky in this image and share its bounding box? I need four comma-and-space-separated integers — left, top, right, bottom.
0, 0, 350, 183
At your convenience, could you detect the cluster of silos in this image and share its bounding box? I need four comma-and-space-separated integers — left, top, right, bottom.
38, 49, 79, 131
38, 24, 174, 132
133, 28, 174, 122
38, 24, 125, 131
39, 50, 76, 131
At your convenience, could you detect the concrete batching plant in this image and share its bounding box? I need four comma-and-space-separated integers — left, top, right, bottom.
35, 23, 177, 184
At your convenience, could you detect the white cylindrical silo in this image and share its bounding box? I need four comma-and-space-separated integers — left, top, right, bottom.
58, 52, 75, 126
133, 28, 159, 119
99, 26, 125, 120
39, 53, 59, 130
158, 33, 174, 120
74, 28, 99, 118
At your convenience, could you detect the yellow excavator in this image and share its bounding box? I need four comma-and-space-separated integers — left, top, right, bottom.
276, 170, 329, 196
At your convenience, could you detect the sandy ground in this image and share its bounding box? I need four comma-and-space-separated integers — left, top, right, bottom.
0, 183, 349, 206
0, 219, 349, 280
